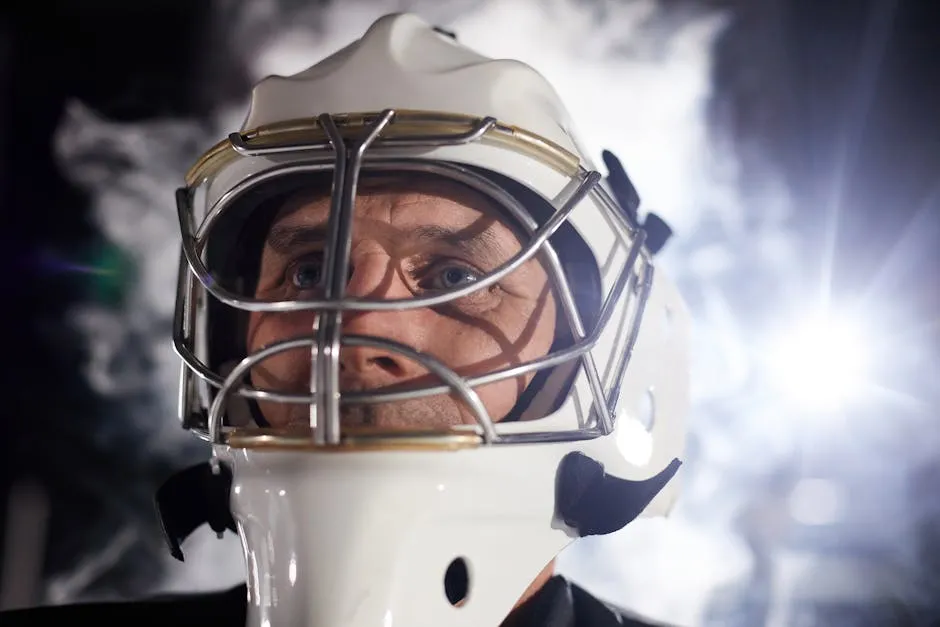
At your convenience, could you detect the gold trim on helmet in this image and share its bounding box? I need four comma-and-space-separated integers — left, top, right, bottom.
225, 425, 483, 451
185, 110, 581, 187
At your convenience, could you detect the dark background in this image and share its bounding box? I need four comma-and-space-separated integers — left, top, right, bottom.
2, 0, 939, 624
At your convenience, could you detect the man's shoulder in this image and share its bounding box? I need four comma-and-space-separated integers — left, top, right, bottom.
0, 584, 246, 627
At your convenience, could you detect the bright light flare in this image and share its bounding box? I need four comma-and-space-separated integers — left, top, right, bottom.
765, 313, 872, 412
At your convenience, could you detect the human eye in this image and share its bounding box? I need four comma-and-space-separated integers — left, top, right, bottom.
409, 257, 500, 314
423, 263, 482, 291
285, 255, 324, 292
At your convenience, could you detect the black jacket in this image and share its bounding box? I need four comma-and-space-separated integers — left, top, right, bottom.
1, 576, 668, 626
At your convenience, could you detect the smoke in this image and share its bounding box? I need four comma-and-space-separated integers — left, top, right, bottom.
49, 0, 837, 622
53, 99, 247, 594
55, 102, 209, 454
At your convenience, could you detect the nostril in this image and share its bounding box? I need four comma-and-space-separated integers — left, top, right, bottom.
339, 348, 408, 378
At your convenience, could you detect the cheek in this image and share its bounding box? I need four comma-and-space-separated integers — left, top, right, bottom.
523, 293, 557, 358
246, 313, 313, 388
431, 290, 557, 371
246, 313, 316, 427
430, 294, 556, 420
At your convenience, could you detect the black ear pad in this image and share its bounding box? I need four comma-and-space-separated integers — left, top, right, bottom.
556, 451, 682, 536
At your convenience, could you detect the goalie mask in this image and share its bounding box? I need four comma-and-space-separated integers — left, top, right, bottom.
162, 12, 690, 627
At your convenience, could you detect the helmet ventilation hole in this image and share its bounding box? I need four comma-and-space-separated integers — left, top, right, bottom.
444, 556, 470, 606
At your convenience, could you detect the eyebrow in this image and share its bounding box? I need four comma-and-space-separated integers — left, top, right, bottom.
411, 224, 513, 264
266, 224, 329, 254
265, 222, 515, 265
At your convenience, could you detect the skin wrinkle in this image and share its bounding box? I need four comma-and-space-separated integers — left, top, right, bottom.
243, 177, 558, 429
266, 218, 510, 269
442, 282, 553, 399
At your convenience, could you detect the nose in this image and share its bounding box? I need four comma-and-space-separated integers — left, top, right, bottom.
337, 254, 429, 383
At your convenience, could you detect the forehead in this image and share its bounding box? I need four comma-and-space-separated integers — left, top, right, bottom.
270, 176, 520, 234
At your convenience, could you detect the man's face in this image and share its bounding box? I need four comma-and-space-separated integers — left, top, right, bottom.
246, 177, 557, 429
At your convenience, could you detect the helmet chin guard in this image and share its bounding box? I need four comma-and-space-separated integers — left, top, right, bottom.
166, 12, 690, 627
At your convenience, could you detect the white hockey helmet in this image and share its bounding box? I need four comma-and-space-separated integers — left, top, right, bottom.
163, 12, 690, 627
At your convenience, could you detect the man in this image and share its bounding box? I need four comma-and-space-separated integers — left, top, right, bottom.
2, 12, 689, 626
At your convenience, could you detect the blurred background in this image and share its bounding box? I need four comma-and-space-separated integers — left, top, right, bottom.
2, 0, 939, 625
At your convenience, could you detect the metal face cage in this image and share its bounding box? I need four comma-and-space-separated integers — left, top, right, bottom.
173, 109, 654, 449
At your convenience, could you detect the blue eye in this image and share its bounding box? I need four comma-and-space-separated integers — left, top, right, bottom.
290, 260, 323, 290
433, 265, 479, 290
